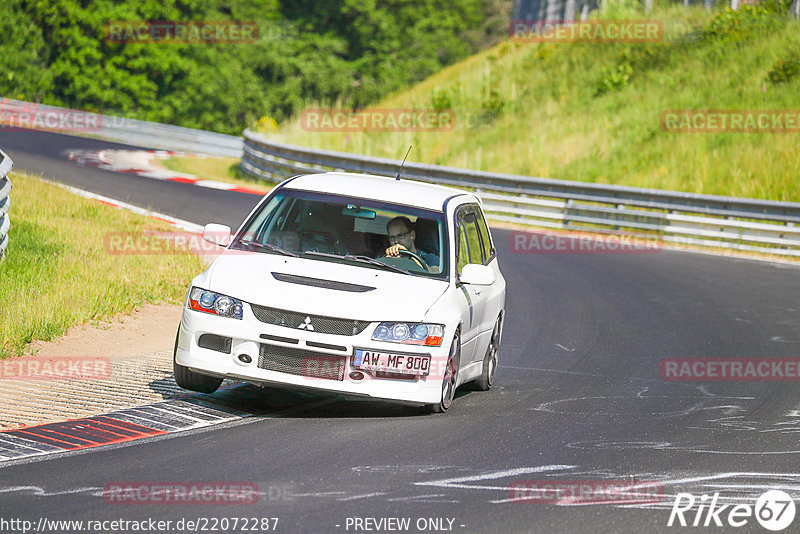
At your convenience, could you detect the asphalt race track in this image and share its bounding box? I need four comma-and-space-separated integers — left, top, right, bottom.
0, 129, 260, 230
2, 129, 800, 533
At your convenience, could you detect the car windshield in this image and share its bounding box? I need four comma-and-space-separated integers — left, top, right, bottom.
231, 188, 448, 279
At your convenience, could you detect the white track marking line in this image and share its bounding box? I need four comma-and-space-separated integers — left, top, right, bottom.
415, 465, 576, 491
336, 492, 387, 502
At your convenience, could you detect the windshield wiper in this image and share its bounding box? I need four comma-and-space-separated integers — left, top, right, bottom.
302, 251, 342, 260
303, 252, 411, 275
344, 255, 411, 275
237, 240, 298, 257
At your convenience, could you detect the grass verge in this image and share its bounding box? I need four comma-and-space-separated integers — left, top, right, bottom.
0, 172, 207, 358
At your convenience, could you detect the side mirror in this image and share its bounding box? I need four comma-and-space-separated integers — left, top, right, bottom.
203, 223, 232, 247
459, 264, 495, 286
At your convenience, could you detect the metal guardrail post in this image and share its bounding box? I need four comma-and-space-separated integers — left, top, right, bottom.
0, 149, 13, 259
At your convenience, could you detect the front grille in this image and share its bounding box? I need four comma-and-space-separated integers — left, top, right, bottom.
250, 304, 370, 336
198, 334, 232, 354
258, 344, 346, 381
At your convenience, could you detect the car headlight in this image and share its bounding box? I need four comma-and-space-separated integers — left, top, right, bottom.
371, 322, 444, 346
188, 287, 243, 319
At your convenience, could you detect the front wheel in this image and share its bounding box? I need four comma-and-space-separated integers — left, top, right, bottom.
173, 326, 222, 394
426, 334, 460, 413
474, 316, 501, 391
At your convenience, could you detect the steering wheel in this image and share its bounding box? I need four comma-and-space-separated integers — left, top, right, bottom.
380, 248, 429, 272
398, 249, 430, 271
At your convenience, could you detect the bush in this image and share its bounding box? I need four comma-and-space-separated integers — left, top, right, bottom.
480, 88, 506, 122
431, 88, 454, 112
702, 3, 787, 43
765, 56, 800, 84
595, 62, 634, 95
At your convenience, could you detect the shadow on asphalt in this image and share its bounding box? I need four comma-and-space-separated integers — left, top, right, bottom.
152, 374, 480, 419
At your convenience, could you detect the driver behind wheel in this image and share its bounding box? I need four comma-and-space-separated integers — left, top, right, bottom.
384, 216, 439, 271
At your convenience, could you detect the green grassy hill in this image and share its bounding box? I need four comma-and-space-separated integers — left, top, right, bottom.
267, 3, 800, 201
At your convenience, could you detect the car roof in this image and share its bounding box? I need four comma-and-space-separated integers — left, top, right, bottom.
282, 172, 476, 211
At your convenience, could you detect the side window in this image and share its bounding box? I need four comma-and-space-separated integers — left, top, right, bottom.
456, 216, 470, 275
456, 206, 484, 271
473, 206, 494, 262
464, 214, 483, 264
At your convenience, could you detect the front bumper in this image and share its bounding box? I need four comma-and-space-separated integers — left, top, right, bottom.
175, 307, 450, 405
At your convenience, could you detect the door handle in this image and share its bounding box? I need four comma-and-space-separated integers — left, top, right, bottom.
474, 288, 481, 295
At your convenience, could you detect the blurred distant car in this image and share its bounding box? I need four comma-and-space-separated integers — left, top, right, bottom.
174, 172, 505, 412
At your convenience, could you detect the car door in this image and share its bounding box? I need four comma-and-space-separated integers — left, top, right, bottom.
454, 205, 487, 364
471, 204, 504, 351
462, 205, 500, 362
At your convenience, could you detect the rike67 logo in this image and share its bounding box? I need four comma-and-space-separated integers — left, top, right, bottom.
668, 490, 795, 531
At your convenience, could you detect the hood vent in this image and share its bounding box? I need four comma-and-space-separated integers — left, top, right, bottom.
271, 272, 375, 293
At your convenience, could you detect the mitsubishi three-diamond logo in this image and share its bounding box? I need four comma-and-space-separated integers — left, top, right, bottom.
298, 316, 314, 331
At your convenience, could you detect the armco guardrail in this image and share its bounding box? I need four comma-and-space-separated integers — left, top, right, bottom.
0, 149, 13, 259
0, 99, 241, 157
241, 128, 800, 257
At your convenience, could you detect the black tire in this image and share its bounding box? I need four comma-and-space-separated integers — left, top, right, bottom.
426, 334, 460, 413
173, 326, 223, 394
474, 316, 501, 391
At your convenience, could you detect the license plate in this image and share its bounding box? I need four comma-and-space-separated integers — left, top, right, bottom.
353, 349, 430, 376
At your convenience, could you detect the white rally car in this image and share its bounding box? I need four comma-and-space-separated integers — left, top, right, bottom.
174, 172, 506, 412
